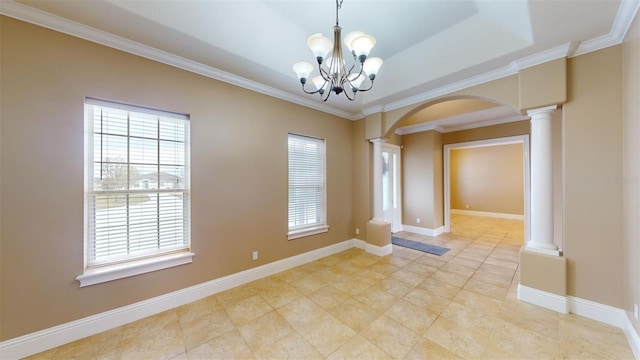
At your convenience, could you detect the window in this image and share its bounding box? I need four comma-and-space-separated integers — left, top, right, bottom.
287, 133, 328, 239
77, 98, 192, 287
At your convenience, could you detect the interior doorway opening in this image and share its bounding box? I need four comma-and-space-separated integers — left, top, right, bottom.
444, 135, 530, 244
382, 143, 402, 233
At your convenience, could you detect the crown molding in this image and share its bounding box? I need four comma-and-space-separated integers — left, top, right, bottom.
394, 106, 529, 135
573, 0, 639, 57
369, 65, 518, 115
2, 0, 638, 121
0, 0, 357, 121
512, 43, 572, 71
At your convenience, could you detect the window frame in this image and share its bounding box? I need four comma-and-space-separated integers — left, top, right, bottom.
77, 98, 193, 287
287, 133, 329, 240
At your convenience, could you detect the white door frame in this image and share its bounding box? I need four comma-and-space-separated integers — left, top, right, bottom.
443, 135, 530, 244
382, 143, 402, 233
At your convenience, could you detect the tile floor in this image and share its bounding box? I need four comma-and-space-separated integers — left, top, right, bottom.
27, 215, 635, 359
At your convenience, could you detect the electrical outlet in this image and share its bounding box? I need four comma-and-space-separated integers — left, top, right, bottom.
355, 228, 360, 235
252, 251, 258, 261
416, 218, 421, 224
634, 303, 638, 321
465, 204, 469, 209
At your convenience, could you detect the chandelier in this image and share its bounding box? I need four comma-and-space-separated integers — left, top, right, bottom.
292, 0, 383, 101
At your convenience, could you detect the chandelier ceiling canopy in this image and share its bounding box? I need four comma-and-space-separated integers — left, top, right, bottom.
293, 0, 383, 102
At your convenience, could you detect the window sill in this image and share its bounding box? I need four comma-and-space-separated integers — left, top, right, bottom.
76, 251, 195, 287
288, 225, 329, 240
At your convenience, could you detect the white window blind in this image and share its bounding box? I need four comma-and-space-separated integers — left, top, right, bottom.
85, 98, 190, 267
288, 134, 328, 239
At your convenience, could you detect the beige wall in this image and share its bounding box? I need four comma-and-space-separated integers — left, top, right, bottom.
401, 130, 443, 229
352, 119, 370, 240
563, 46, 624, 307
442, 120, 530, 145
0, 17, 354, 340
622, 10, 640, 334
450, 144, 524, 215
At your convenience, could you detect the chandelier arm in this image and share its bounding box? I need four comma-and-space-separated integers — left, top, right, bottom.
354, 79, 375, 92
342, 86, 356, 101
301, 83, 322, 95
318, 66, 331, 81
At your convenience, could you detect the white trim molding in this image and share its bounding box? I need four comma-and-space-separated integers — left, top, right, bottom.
2, 0, 638, 121
76, 252, 195, 287
443, 135, 530, 241
0, 238, 359, 359
518, 284, 640, 359
451, 209, 525, 220
517, 284, 569, 314
401, 224, 445, 237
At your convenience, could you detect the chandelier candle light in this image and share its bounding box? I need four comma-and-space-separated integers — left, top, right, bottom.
293, 0, 383, 101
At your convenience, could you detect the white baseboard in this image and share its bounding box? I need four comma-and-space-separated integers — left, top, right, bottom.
401, 224, 445, 237
0, 238, 360, 359
517, 284, 569, 314
518, 284, 640, 360
451, 209, 525, 220
622, 313, 640, 360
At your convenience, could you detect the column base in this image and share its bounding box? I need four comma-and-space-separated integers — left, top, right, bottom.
526, 241, 561, 256
519, 247, 566, 299
366, 220, 391, 249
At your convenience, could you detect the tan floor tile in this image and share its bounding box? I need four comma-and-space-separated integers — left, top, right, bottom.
385, 299, 439, 335
355, 285, 400, 311
289, 274, 330, 295
180, 305, 236, 350
237, 310, 294, 352
377, 276, 415, 298
498, 299, 559, 341
332, 277, 376, 296
559, 314, 635, 359
297, 313, 357, 357
120, 317, 185, 360
431, 269, 471, 287
404, 287, 451, 313
277, 297, 326, 330
328, 298, 380, 332
470, 269, 513, 288
223, 294, 273, 326
414, 255, 448, 268
404, 337, 463, 360
418, 277, 462, 299
360, 315, 420, 359
367, 261, 401, 277
441, 301, 496, 337
308, 285, 352, 309
424, 316, 488, 359
403, 261, 438, 277
327, 335, 392, 360
478, 262, 517, 278
253, 331, 323, 360
216, 284, 261, 308
176, 296, 224, 324
390, 268, 427, 286
31, 215, 636, 360
489, 318, 561, 359
452, 289, 504, 316
449, 256, 483, 270
260, 285, 303, 309
441, 262, 477, 277
187, 329, 254, 359
463, 278, 510, 301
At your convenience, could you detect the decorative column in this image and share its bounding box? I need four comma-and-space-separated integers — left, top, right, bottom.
527, 105, 560, 256
370, 138, 386, 224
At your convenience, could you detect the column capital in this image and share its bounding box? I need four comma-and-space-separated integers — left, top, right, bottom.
527, 105, 558, 118
369, 138, 387, 144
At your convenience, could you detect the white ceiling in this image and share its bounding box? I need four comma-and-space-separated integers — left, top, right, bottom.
2, 0, 638, 120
